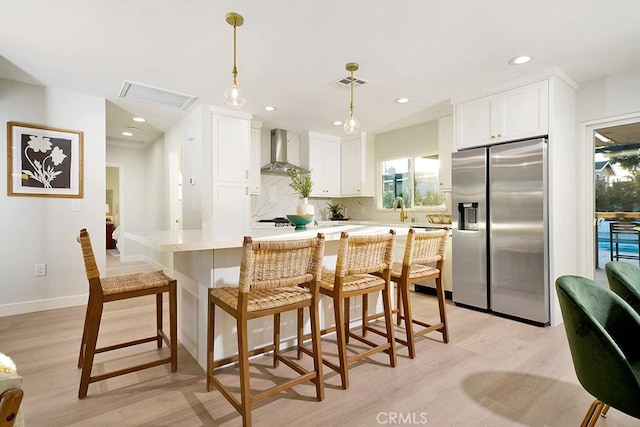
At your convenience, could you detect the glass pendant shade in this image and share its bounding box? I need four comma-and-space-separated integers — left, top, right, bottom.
344, 62, 360, 135
344, 113, 360, 134
224, 81, 246, 109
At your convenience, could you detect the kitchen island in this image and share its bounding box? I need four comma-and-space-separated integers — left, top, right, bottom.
126, 222, 428, 368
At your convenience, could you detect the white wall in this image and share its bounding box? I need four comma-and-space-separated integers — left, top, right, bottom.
164, 105, 204, 230
0, 79, 106, 316
577, 70, 640, 122
340, 120, 440, 222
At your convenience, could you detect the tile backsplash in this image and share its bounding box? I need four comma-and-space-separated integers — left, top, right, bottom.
251, 174, 330, 221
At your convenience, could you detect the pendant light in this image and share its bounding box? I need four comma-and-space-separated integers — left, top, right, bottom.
224, 12, 246, 109
344, 62, 360, 135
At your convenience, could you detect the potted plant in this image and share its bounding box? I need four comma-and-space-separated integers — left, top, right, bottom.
326, 202, 345, 219
288, 170, 314, 215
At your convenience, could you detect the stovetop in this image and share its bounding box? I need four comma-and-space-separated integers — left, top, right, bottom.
257, 217, 294, 227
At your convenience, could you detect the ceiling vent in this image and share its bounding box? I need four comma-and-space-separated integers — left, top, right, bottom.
331, 75, 368, 90
119, 81, 198, 110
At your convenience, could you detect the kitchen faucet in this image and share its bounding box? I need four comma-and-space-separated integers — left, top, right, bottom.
393, 196, 408, 222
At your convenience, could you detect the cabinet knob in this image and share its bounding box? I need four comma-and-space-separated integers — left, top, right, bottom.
497, 134, 502, 138
491, 135, 496, 139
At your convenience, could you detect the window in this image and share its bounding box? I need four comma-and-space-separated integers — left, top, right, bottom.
381, 156, 444, 209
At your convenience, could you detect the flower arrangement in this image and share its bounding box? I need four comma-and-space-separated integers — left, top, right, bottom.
288, 170, 313, 198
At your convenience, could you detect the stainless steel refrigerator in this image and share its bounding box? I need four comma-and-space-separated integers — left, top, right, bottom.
451, 138, 549, 325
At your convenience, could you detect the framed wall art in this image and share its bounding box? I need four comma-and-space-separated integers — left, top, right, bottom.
7, 121, 84, 198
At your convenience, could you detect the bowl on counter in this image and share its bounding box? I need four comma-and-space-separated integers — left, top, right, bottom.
286, 214, 314, 230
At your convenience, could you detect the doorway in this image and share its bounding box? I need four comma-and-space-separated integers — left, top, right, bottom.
106, 164, 125, 256
586, 115, 640, 284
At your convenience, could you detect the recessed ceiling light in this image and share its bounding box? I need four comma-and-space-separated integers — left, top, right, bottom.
122, 131, 134, 137
508, 55, 532, 65
395, 97, 411, 104
264, 105, 277, 112
333, 121, 343, 126
132, 117, 146, 122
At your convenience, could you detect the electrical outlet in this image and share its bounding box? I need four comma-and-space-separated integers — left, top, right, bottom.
35, 263, 47, 276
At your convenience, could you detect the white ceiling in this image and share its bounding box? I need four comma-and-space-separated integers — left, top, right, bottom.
2, 1, 640, 144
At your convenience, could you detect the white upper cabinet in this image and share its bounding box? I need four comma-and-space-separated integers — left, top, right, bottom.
300, 132, 341, 197
249, 120, 262, 195
341, 132, 375, 197
455, 79, 549, 150
211, 112, 251, 182
210, 108, 251, 238
438, 114, 454, 191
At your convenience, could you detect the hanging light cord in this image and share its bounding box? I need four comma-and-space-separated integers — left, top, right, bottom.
349, 68, 355, 118
231, 21, 238, 85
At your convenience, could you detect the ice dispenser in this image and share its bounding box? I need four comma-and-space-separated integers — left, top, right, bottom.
458, 202, 479, 231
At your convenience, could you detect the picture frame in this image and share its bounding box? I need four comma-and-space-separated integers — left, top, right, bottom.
7, 121, 83, 198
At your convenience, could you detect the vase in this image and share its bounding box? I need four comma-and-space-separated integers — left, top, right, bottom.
296, 197, 315, 216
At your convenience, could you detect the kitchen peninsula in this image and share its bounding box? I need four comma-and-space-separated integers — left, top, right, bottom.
126, 223, 422, 368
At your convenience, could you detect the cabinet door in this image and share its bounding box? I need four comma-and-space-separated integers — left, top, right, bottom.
323, 139, 341, 196
304, 136, 340, 197
212, 114, 250, 183
438, 114, 454, 191
306, 140, 325, 197
455, 95, 497, 150
341, 137, 361, 196
497, 80, 549, 141
212, 181, 249, 240
249, 123, 262, 194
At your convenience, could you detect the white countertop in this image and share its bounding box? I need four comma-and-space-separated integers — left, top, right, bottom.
124, 221, 445, 253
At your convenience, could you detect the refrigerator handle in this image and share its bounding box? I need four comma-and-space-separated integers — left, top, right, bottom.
458, 202, 479, 231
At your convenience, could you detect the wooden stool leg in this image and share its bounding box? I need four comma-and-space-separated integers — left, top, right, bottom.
309, 302, 324, 401
169, 283, 178, 372
333, 295, 349, 389
344, 297, 350, 344
273, 313, 281, 368
237, 316, 252, 427
362, 294, 368, 337
206, 298, 215, 392
79, 297, 103, 399
382, 285, 397, 367
396, 282, 402, 326
435, 276, 449, 343
78, 304, 91, 368
400, 280, 416, 359
296, 308, 304, 360
156, 293, 163, 349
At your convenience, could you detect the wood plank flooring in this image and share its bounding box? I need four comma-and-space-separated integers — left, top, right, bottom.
1, 252, 637, 426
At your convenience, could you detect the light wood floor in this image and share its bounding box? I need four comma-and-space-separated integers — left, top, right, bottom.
2, 251, 637, 426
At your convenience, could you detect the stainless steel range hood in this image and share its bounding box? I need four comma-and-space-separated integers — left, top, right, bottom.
261, 129, 310, 175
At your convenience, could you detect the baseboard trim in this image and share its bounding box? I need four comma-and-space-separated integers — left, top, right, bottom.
0, 294, 87, 317
414, 284, 453, 300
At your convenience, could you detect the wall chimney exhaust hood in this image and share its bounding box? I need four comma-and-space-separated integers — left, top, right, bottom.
261, 129, 310, 175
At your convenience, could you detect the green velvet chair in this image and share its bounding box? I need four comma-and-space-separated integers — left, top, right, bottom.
605, 261, 640, 315
555, 275, 640, 426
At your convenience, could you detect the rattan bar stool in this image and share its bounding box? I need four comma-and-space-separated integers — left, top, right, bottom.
207, 234, 325, 427
76, 228, 177, 398
363, 227, 449, 358
300, 230, 396, 390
